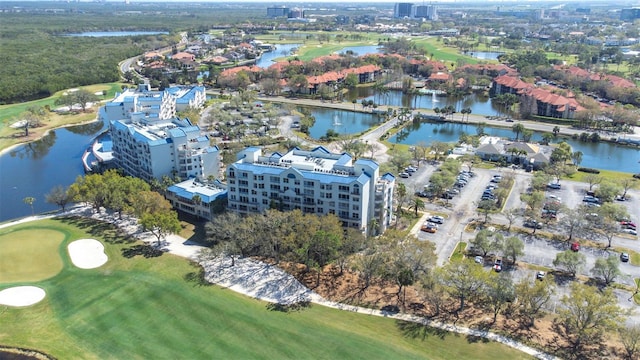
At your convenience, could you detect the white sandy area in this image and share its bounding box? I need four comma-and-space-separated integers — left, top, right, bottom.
68, 239, 108, 269
0, 286, 46, 307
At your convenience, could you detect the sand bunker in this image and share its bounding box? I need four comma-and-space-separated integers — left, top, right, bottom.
0, 286, 46, 307
68, 239, 108, 269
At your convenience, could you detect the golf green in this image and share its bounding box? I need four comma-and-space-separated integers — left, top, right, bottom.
0, 228, 65, 283
0, 219, 534, 360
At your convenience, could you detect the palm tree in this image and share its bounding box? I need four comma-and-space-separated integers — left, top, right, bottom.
411, 197, 425, 216
512, 123, 525, 141
553, 126, 560, 137
23, 197, 35, 215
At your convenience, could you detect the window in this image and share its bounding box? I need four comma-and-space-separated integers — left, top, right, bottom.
304, 181, 314, 187
339, 185, 349, 192
325, 193, 332, 199
270, 176, 280, 183
283, 178, 289, 183
352, 204, 359, 210
352, 213, 359, 219
325, 185, 333, 190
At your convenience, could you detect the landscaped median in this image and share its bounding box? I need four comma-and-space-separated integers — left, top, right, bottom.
0, 218, 540, 360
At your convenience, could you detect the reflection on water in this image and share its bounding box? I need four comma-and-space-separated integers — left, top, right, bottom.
10, 130, 58, 160
346, 88, 511, 117
388, 120, 639, 173
307, 108, 382, 139
0, 121, 105, 222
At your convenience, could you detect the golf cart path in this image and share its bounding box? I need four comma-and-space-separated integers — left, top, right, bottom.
0, 207, 558, 360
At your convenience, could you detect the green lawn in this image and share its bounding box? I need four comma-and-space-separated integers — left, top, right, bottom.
566, 168, 639, 181
0, 218, 533, 360
0, 228, 66, 283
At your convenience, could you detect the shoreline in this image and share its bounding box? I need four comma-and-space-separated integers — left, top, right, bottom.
0, 114, 101, 158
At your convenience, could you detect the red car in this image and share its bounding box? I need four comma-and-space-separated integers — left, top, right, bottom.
571, 242, 580, 252
621, 221, 637, 229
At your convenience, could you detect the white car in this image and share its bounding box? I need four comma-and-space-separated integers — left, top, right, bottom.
428, 215, 445, 224
547, 194, 561, 201
622, 228, 638, 236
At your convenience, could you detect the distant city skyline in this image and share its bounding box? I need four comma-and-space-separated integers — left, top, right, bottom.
2, 0, 636, 3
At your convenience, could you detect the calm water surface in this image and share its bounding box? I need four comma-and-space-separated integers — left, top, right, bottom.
63, 31, 168, 37
0, 121, 104, 222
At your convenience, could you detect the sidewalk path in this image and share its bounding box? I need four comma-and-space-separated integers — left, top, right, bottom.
0, 207, 558, 360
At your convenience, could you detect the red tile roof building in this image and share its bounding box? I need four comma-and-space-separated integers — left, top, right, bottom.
491, 75, 584, 119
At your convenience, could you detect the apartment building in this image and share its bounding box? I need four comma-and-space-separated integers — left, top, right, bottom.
166, 179, 227, 221
110, 117, 220, 182
226, 146, 395, 234
102, 84, 206, 123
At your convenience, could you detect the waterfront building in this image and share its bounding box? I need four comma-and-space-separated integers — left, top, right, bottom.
166, 179, 227, 221
103, 84, 218, 182
226, 146, 395, 234
101, 84, 206, 123
110, 117, 220, 182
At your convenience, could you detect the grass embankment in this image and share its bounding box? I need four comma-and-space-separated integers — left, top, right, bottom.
0, 83, 124, 153
566, 168, 639, 182
0, 218, 533, 360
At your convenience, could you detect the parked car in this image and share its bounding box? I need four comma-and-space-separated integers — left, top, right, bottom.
524, 220, 542, 229
421, 223, 438, 233
571, 242, 580, 252
547, 183, 561, 190
474, 256, 484, 264
428, 215, 445, 224
583, 195, 601, 204
622, 229, 638, 236
621, 253, 630, 262
547, 194, 561, 202
536, 271, 546, 280
493, 259, 503, 272
399, 172, 410, 178
621, 221, 637, 229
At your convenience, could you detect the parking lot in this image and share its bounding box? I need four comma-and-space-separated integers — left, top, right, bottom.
401, 162, 640, 318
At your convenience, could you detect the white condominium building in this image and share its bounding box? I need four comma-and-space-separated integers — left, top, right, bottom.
101, 84, 206, 123
110, 117, 220, 182
226, 146, 395, 233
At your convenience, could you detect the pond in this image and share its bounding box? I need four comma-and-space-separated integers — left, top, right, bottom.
307, 108, 383, 139
336, 45, 382, 56
387, 120, 640, 173
466, 51, 504, 60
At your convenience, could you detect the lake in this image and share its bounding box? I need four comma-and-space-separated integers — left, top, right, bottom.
387, 120, 640, 173
63, 31, 169, 37
347, 87, 509, 117
0, 121, 105, 222
255, 44, 301, 68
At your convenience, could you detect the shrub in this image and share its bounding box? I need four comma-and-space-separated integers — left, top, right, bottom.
578, 167, 600, 174
634, 173, 640, 179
